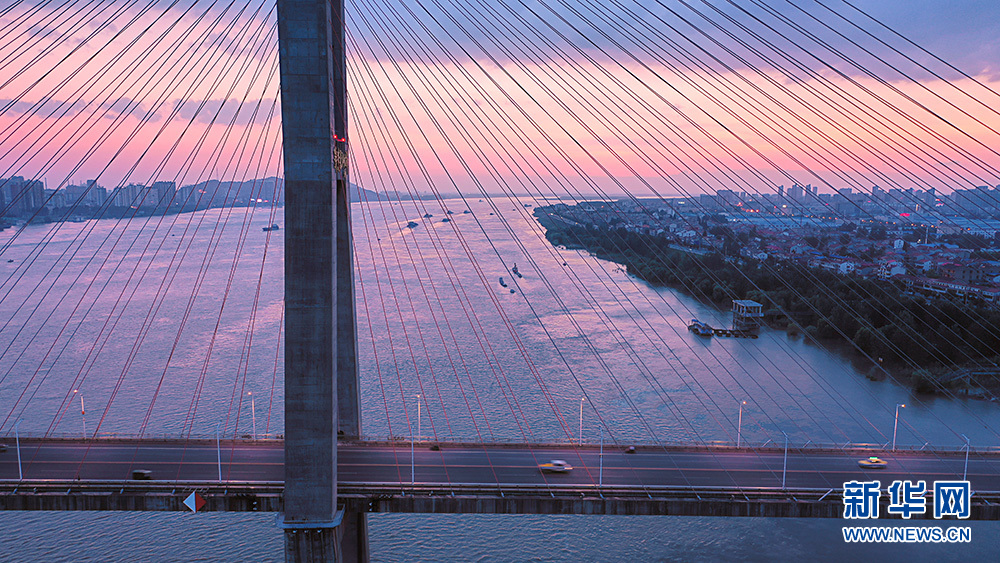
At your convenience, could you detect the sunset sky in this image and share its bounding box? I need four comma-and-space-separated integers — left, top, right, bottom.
1, 0, 998, 200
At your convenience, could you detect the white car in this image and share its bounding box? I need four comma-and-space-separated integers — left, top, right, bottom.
539, 460, 573, 473
857, 456, 888, 469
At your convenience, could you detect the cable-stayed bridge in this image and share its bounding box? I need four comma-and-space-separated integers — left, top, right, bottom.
2, 0, 1000, 560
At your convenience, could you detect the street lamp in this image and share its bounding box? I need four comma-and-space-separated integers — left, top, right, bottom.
579, 398, 585, 445
412, 394, 421, 485
215, 422, 222, 481
961, 434, 970, 481
417, 394, 422, 442
737, 401, 747, 448
892, 403, 905, 451
14, 419, 22, 480
248, 392, 256, 440
781, 431, 789, 489
599, 425, 604, 487
74, 389, 86, 439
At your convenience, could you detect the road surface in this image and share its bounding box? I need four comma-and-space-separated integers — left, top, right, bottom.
1, 440, 998, 492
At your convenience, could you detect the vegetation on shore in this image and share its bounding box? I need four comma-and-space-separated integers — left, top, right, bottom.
544, 222, 1000, 397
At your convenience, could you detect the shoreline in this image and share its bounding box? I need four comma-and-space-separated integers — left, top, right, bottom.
538, 213, 1000, 401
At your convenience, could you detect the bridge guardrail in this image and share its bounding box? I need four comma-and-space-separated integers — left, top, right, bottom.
3, 479, 1000, 500
344, 436, 1000, 455
3, 434, 999, 455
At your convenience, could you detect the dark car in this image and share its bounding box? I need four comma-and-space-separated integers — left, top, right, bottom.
131, 469, 153, 480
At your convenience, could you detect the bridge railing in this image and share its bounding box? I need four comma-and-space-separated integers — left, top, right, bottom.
3, 479, 1000, 503
347, 435, 1000, 455
4, 433, 997, 455
0, 432, 283, 441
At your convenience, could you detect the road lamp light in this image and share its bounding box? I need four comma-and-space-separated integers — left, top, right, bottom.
892, 403, 905, 451
14, 419, 22, 480
579, 398, 584, 445
961, 434, 970, 481
248, 392, 256, 440
417, 394, 422, 441
737, 401, 746, 448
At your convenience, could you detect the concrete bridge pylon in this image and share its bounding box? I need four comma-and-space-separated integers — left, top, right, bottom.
276, 0, 364, 560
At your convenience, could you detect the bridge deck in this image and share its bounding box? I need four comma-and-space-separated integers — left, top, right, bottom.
1, 439, 998, 518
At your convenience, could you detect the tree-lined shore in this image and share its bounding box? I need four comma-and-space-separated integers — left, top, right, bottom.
543, 221, 1000, 398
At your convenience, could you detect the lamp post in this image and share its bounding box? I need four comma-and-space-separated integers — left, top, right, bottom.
215, 422, 222, 481
248, 392, 256, 440
961, 434, 970, 481
412, 394, 421, 485
892, 403, 905, 451
599, 425, 604, 488
417, 394, 422, 441
74, 390, 86, 439
737, 400, 746, 448
14, 419, 22, 481
579, 398, 584, 445
781, 431, 788, 489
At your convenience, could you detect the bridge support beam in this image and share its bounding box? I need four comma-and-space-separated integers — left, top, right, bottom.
277, 0, 363, 561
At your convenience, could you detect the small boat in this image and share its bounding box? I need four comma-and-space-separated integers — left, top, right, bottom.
446, 210, 454, 214
441, 217, 451, 223
262, 223, 280, 232
687, 319, 714, 337
423, 213, 433, 218
462, 210, 471, 214
509, 289, 515, 294
406, 221, 418, 228
499, 277, 507, 288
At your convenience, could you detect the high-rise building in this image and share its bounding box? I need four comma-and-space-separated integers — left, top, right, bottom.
0, 176, 44, 215
152, 181, 176, 206
788, 184, 804, 201
110, 184, 146, 208
716, 189, 740, 206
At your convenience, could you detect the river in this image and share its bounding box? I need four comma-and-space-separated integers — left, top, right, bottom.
0, 198, 997, 560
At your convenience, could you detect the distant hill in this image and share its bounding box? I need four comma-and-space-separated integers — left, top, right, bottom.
176, 177, 435, 207
349, 183, 436, 201
178, 177, 284, 209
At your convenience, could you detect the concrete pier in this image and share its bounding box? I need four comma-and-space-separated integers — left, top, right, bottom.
277, 0, 363, 560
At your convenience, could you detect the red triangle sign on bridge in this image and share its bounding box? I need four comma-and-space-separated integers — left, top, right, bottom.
184, 492, 207, 513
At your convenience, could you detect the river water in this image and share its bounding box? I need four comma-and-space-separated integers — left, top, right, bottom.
0, 198, 998, 560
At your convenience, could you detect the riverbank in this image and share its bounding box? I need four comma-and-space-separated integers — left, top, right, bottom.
540, 217, 1000, 400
